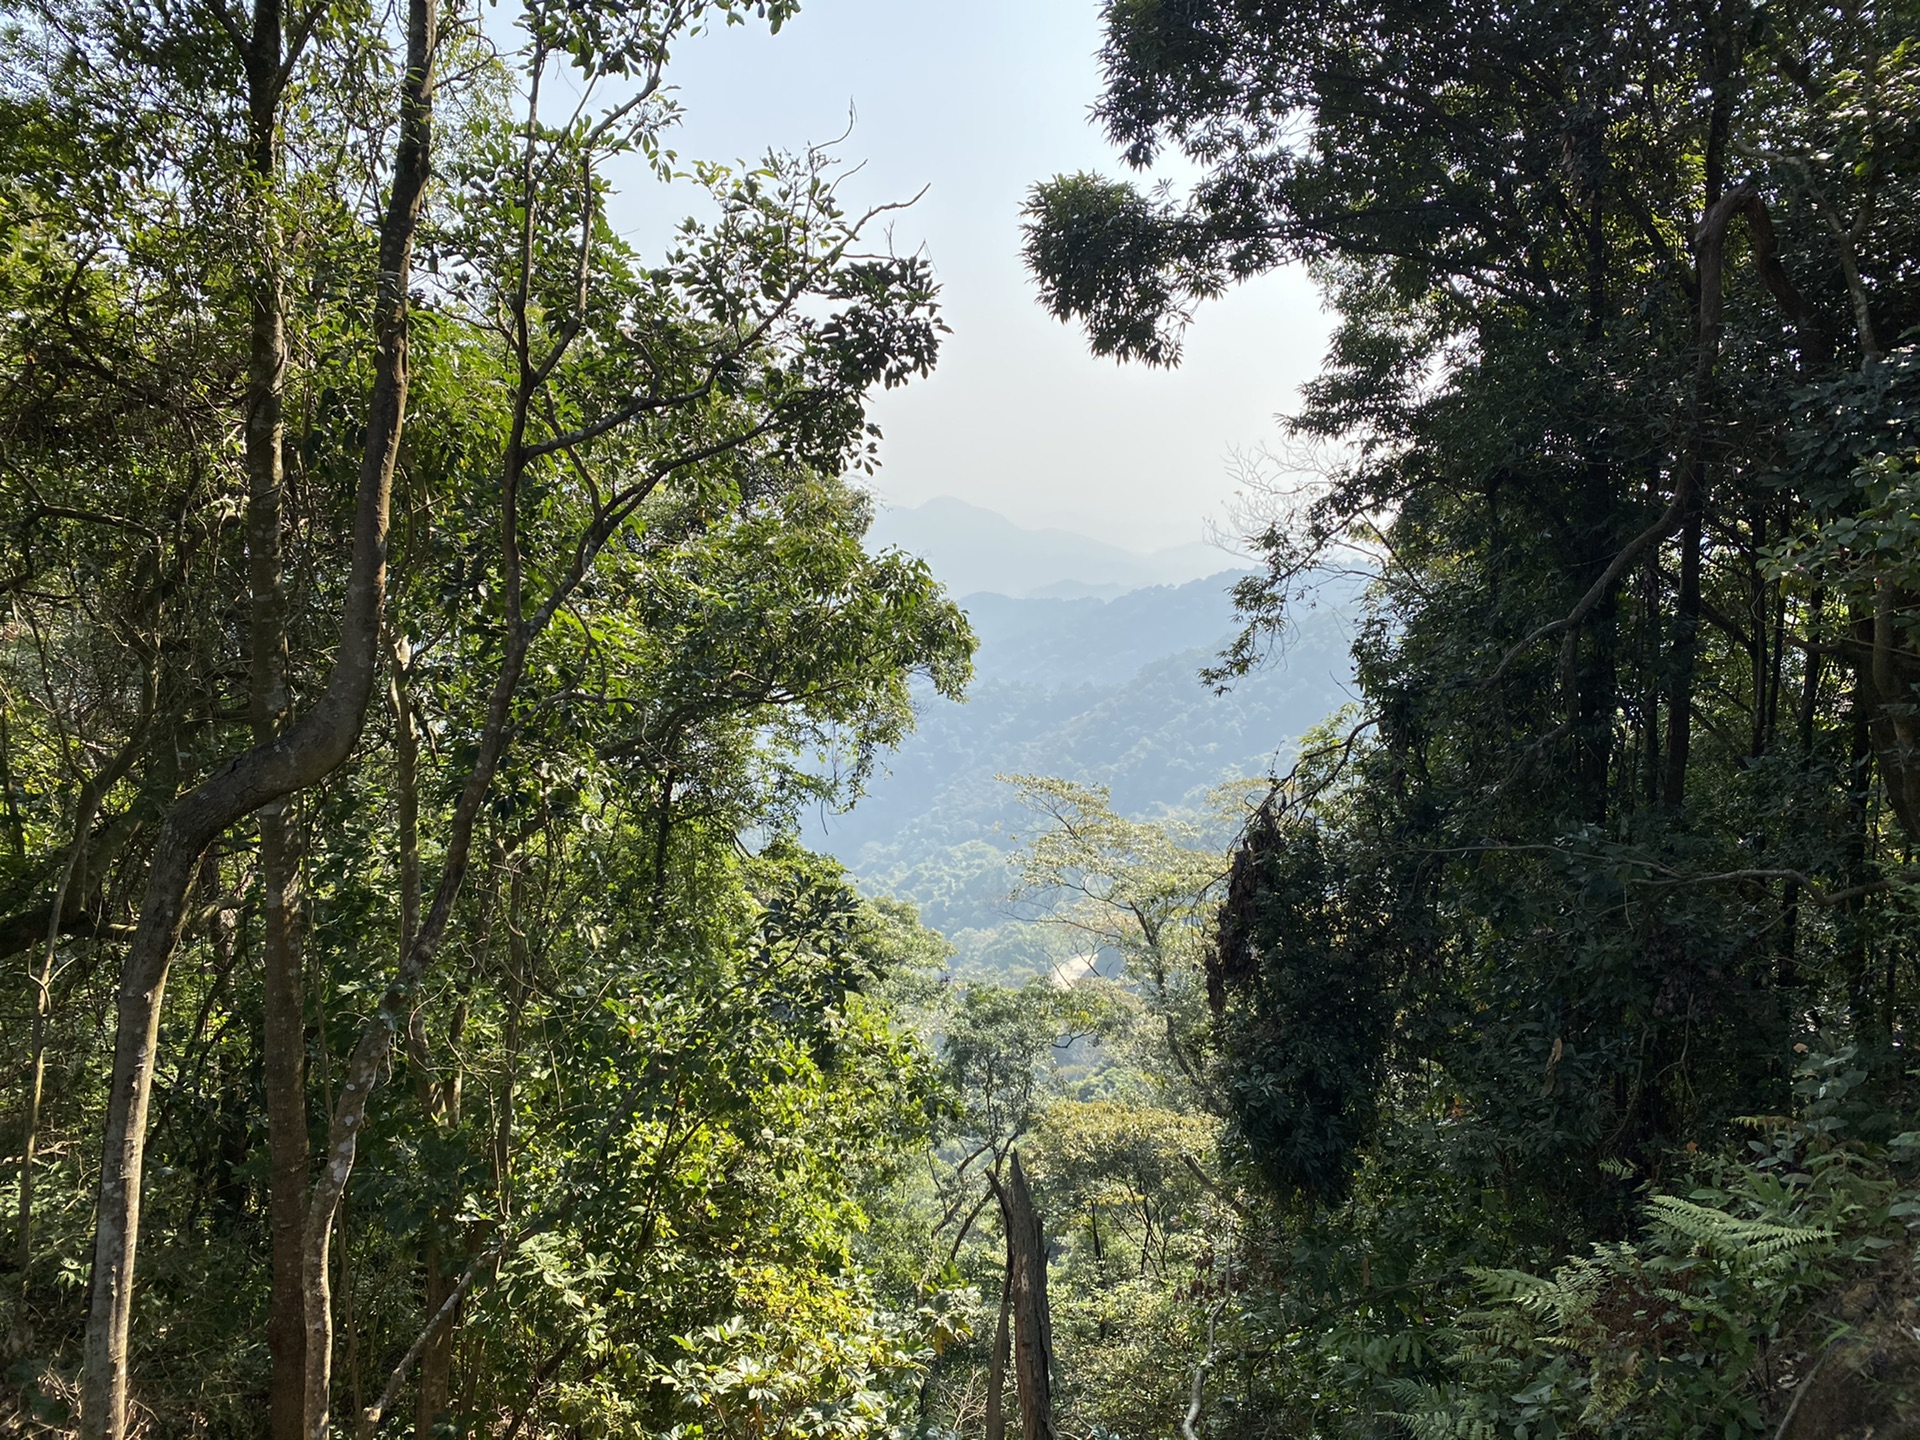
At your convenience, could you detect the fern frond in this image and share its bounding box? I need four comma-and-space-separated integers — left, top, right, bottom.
1646, 1195, 1832, 1265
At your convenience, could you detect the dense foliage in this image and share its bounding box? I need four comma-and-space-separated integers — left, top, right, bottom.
9, 0, 1920, 1437
0, 0, 974, 1434
1019, 0, 1920, 1435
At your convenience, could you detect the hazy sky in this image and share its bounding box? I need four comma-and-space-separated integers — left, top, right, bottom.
639, 0, 1330, 553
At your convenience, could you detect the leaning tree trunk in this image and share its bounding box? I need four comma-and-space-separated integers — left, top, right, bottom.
77, 2, 439, 1432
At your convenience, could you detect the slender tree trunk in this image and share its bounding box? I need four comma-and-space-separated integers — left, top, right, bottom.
390, 646, 454, 1439
1844, 656, 1877, 1036
391, 647, 422, 963
15, 665, 154, 1346
262, 808, 310, 1440
1662, 165, 1754, 810
241, 12, 315, 1427
0, 709, 24, 860
1780, 589, 1826, 989
1571, 160, 1617, 824
983, 1261, 1011, 1440
78, 0, 437, 1426
415, 1248, 453, 1437
1660, 40, 1741, 811
1663, 494, 1705, 807
495, 861, 527, 1219
1863, 576, 1920, 845
341, 1189, 364, 1425
1642, 556, 1663, 804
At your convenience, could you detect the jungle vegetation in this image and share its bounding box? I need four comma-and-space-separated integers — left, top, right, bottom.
3, 0, 1920, 1438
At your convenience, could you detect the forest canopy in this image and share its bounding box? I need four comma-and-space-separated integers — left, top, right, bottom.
1023, 0, 1920, 1434
1, 0, 974, 1434
5, 0, 1920, 1438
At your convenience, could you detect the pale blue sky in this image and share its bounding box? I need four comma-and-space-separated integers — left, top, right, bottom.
646, 0, 1329, 553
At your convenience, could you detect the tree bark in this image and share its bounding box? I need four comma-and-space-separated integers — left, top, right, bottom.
999, 1150, 1056, 1440
1838, 639, 1878, 1034
390, 644, 422, 965
1861, 578, 1920, 844
390, 647, 454, 1439
240, 6, 313, 1426
1779, 589, 1827, 987
77, 0, 438, 1429
495, 861, 527, 1219
0, 712, 22, 860
415, 1248, 453, 1437
1662, 180, 1751, 809
262, 806, 309, 1440
983, 1261, 1011, 1440
14, 660, 155, 1348
1663, 489, 1705, 807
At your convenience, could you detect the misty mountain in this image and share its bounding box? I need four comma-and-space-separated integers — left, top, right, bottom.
808, 571, 1356, 974
866, 496, 1234, 599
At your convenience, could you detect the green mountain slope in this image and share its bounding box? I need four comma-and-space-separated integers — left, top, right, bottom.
809, 573, 1355, 972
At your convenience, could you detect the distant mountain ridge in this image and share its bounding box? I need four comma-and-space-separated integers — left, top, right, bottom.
808, 567, 1356, 976
866, 496, 1235, 599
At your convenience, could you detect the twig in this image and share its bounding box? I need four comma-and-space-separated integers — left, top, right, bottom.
358, 1241, 501, 1436
1771, 1338, 1840, 1440
1182, 1298, 1225, 1440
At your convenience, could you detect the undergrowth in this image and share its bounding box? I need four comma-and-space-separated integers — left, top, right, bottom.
1392, 1048, 1920, 1439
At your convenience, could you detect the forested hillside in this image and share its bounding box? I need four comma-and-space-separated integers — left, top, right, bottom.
811, 571, 1352, 973
5, 1, 1920, 1439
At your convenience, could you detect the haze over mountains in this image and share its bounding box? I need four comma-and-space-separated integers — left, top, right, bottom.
815, 502, 1358, 976
866, 495, 1237, 598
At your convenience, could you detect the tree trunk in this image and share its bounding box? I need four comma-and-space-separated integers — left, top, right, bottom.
1663, 491, 1704, 808
262, 808, 310, 1440
1000, 1150, 1056, 1440
242, 11, 313, 1420
15, 663, 154, 1348
390, 646, 422, 964
1862, 578, 1920, 845
1779, 591, 1826, 989
1662, 178, 1751, 810
1843, 655, 1878, 1035
0, 710, 23, 860
1571, 166, 1617, 825
415, 1249, 453, 1437
983, 1261, 1011, 1440
78, 0, 438, 1428
391, 650, 455, 1440
495, 861, 527, 1219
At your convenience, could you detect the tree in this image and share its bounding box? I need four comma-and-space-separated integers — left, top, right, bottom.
4, 0, 441, 1426
1005, 774, 1225, 999
1004, 773, 1231, 1098
1, 0, 967, 1433
1026, 0, 1920, 1183
1021, 3, 1920, 1430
